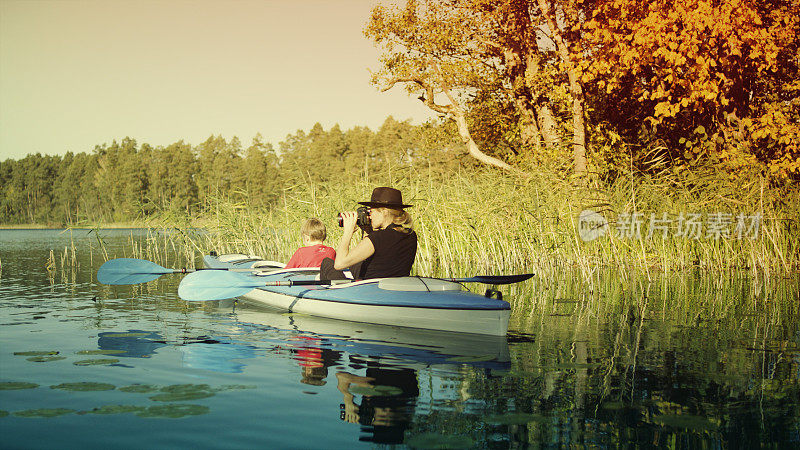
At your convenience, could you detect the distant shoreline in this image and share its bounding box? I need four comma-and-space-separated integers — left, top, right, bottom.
0, 222, 146, 230
0, 220, 211, 230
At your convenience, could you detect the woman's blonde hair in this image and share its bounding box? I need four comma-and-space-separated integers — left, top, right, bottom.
376, 207, 413, 233
301, 217, 327, 241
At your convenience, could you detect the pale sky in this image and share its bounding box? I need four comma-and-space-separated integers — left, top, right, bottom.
0, 0, 433, 160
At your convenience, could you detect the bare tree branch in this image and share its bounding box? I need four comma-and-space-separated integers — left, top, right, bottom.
381, 77, 454, 115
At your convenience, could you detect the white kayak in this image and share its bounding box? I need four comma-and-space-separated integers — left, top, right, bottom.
202, 253, 513, 336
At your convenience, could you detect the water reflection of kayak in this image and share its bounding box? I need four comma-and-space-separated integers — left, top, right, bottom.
203, 254, 511, 336
178, 336, 257, 373
226, 303, 511, 371
96, 329, 257, 372
97, 330, 167, 358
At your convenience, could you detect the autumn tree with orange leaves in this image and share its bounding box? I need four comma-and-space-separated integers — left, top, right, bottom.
582, 0, 800, 180
367, 0, 799, 183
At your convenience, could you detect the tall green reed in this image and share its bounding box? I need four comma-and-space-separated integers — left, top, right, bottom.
148, 162, 796, 280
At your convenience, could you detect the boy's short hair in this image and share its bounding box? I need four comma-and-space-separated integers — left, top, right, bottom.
302, 218, 327, 241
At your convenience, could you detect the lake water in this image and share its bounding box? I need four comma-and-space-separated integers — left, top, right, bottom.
1, 229, 798, 448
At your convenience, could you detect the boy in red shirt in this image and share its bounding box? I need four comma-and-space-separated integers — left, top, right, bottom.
284, 218, 336, 269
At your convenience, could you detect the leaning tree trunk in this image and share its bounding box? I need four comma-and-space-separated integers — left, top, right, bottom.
443, 88, 522, 173
384, 76, 528, 175
536, 0, 588, 177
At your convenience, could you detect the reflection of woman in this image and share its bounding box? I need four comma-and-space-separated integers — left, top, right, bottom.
321, 187, 416, 280
337, 361, 419, 445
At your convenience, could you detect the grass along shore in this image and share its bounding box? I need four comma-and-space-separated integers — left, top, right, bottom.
10, 165, 795, 279
147, 165, 798, 280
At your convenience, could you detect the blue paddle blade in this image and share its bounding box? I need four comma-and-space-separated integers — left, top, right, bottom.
178, 270, 262, 302
453, 273, 534, 285
97, 258, 174, 285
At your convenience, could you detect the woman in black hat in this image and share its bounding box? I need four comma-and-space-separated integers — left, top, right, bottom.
320, 187, 417, 280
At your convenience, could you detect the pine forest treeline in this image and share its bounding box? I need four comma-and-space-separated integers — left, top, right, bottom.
0, 118, 470, 225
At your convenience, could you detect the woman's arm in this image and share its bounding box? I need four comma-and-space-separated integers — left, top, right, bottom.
333, 211, 375, 270
334, 238, 374, 270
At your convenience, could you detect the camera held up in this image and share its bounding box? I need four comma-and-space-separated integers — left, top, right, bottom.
338, 206, 371, 228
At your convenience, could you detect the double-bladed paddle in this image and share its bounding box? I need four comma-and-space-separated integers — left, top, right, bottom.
177, 270, 534, 302
96, 258, 273, 286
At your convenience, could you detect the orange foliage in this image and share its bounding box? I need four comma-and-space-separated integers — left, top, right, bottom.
581, 0, 799, 180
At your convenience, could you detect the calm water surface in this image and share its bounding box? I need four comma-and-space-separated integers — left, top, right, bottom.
0, 229, 798, 448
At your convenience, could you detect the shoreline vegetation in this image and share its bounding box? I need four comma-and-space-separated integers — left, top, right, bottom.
2, 129, 798, 279
1, 129, 797, 278
28, 164, 794, 280
190, 170, 798, 278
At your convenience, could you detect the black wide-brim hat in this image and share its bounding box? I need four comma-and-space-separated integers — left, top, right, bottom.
358, 187, 413, 209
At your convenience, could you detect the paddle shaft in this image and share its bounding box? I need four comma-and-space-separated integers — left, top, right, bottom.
168, 268, 267, 274
260, 279, 351, 287
240, 276, 529, 289
98, 258, 533, 287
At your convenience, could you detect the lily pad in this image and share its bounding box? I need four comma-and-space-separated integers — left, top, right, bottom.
653, 414, 718, 431
73, 358, 120, 366
78, 405, 146, 415
405, 432, 475, 449
135, 404, 210, 418
101, 332, 150, 338
14, 351, 59, 356
0, 410, 8, 417
119, 384, 161, 393
76, 349, 127, 355
149, 391, 215, 402
50, 382, 116, 392
0, 382, 39, 390
485, 412, 548, 425
161, 384, 212, 393
149, 384, 216, 402
27, 356, 66, 362
214, 384, 257, 392
349, 385, 403, 396
13, 408, 75, 418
